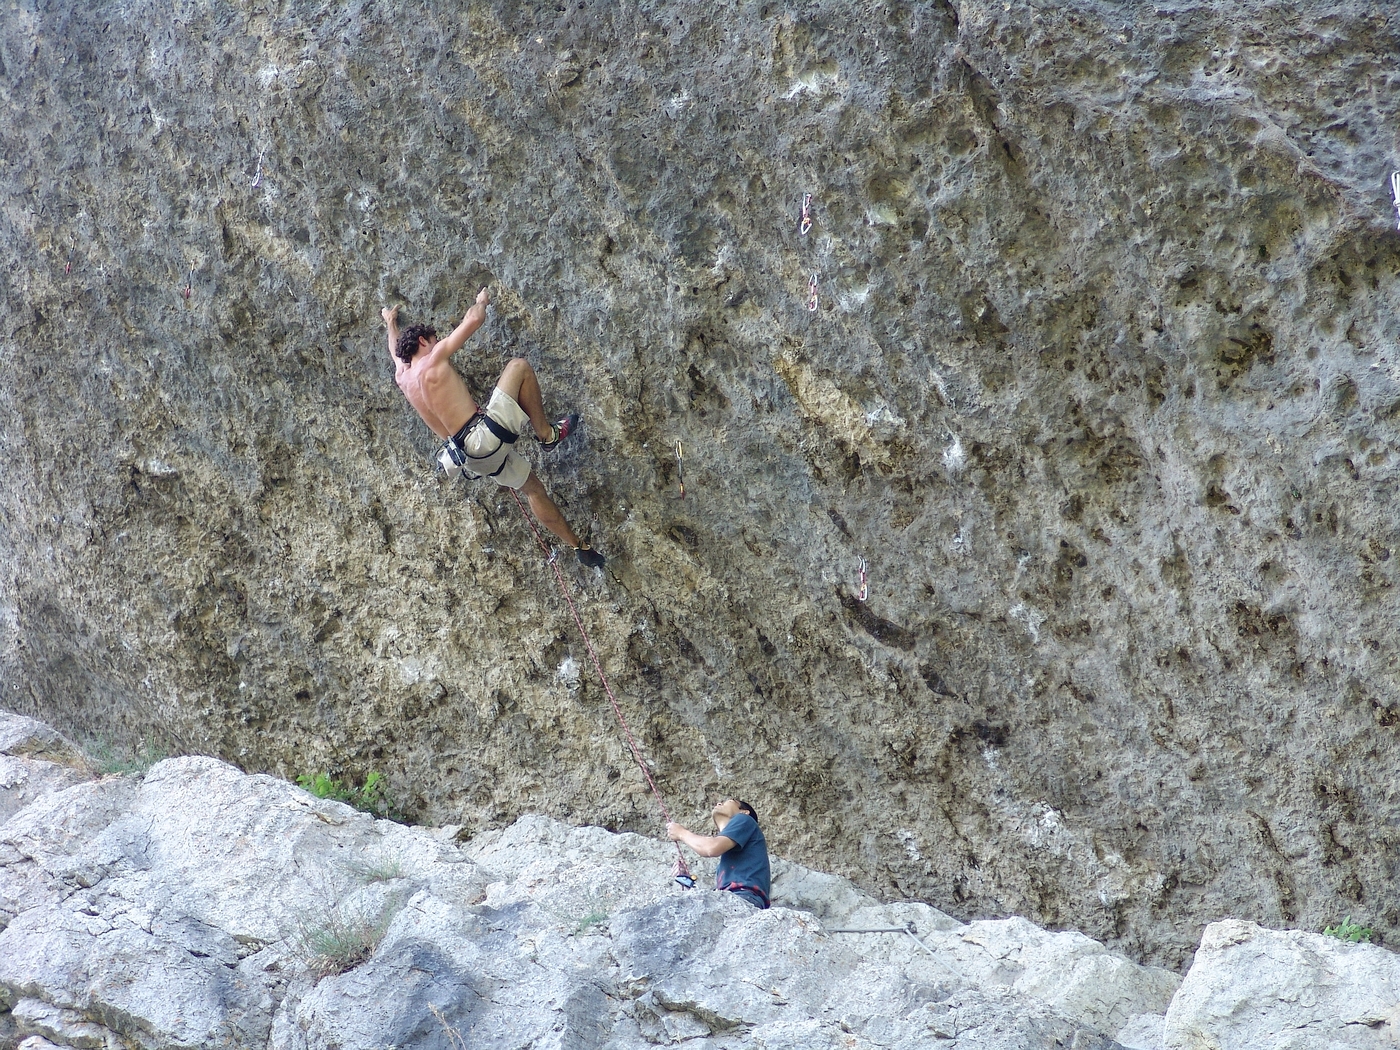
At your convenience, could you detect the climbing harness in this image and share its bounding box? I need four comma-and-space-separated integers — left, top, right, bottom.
437, 412, 519, 481
857, 558, 868, 602
799, 192, 813, 237
675, 440, 686, 499
1391, 170, 1400, 231
506, 488, 696, 891
437, 440, 468, 479
807, 272, 819, 312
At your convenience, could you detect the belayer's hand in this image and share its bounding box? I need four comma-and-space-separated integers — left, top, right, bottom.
666, 822, 684, 841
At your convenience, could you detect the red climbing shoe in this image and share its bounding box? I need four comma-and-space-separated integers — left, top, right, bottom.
540, 413, 579, 451
575, 543, 605, 569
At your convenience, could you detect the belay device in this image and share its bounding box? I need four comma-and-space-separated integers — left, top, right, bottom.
673, 857, 695, 890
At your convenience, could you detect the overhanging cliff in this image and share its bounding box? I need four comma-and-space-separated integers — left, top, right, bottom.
3, 0, 1399, 968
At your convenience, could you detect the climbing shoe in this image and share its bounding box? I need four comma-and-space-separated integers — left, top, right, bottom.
539, 413, 579, 451
575, 543, 605, 569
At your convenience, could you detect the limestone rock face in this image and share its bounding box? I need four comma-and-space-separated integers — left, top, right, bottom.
1163, 919, 1400, 1049
0, 743, 1181, 1050
0, 714, 86, 827
2, 0, 1400, 968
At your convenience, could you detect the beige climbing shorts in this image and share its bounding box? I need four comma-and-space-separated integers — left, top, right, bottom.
462, 388, 532, 489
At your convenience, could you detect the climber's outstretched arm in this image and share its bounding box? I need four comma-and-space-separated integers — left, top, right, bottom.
381, 305, 405, 376
428, 287, 490, 363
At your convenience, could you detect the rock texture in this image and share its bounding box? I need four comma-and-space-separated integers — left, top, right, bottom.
2, 0, 1400, 968
0, 715, 86, 827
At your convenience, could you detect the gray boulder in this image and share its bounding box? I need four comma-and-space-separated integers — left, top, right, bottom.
0, 746, 1178, 1049
12, 728, 1395, 1050
1163, 919, 1400, 1049
0, 712, 87, 827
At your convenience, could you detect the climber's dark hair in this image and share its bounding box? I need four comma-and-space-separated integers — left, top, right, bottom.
737, 800, 758, 824
395, 324, 436, 363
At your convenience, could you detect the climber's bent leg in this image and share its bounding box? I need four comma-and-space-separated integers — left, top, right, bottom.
494, 358, 555, 442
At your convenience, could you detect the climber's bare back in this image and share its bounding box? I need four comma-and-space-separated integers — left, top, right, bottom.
396, 352, 477, 440
385, 287, 491, 439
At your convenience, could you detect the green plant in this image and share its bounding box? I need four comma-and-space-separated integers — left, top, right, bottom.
571, 909, 609, 936
84, 736, 169, 777
294, 896, 403, 978
1323, 915, 1374, 943
348, 855, 406, 884
296, 770, 392, 818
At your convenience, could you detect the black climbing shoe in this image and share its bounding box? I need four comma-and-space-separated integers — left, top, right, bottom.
575, 544, 605, 569
540, 413, 579, 451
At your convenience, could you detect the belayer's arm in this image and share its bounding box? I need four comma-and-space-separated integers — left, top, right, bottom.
667, 822, 737, 858
430, 286, 490, 361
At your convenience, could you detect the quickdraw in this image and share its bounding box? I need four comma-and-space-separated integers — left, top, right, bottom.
1391, 171, 1400, 231
183, 265, 194, 300
252, 148, 266, 189
807, 272, 819, 312
857, 557, 868, 602
65, 237, 75, 275
799, 192, 813, 236
675, 440, 686, 499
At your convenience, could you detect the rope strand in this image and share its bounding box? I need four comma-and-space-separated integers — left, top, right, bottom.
508, 490, 691, 879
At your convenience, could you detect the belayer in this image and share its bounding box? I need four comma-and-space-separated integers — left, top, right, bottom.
381, 289, 605, 567
668, 799, 771, 909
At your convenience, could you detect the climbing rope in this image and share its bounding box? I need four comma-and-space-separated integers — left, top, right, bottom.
507, 489, 696, 889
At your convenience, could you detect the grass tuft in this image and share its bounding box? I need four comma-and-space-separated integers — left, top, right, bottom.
348, 855, 406, 884
572, 909, 609, 937
294, 896, 403, 979
84, 736, 169, 777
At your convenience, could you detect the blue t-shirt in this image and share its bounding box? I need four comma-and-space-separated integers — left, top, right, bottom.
715, 813, 771, 908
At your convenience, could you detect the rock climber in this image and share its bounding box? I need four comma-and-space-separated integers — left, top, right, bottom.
667, 799, 771, 909
381, 289, 605, 568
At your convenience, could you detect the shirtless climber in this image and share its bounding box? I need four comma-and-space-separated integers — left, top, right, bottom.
381, 288, 605, 568
668, 799, 771, 909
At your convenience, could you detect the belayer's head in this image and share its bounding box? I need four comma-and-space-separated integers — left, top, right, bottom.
395, 323, 437, 363
711, 798, 757, 831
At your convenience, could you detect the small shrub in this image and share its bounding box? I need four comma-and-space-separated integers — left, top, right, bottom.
297, 770, 392, 818
1323, 915, 1374, 943
294, 896, 402, 978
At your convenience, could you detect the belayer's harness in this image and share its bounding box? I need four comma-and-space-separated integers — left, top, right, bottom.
719, 881, 770, 908
437, 411, 519, 480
